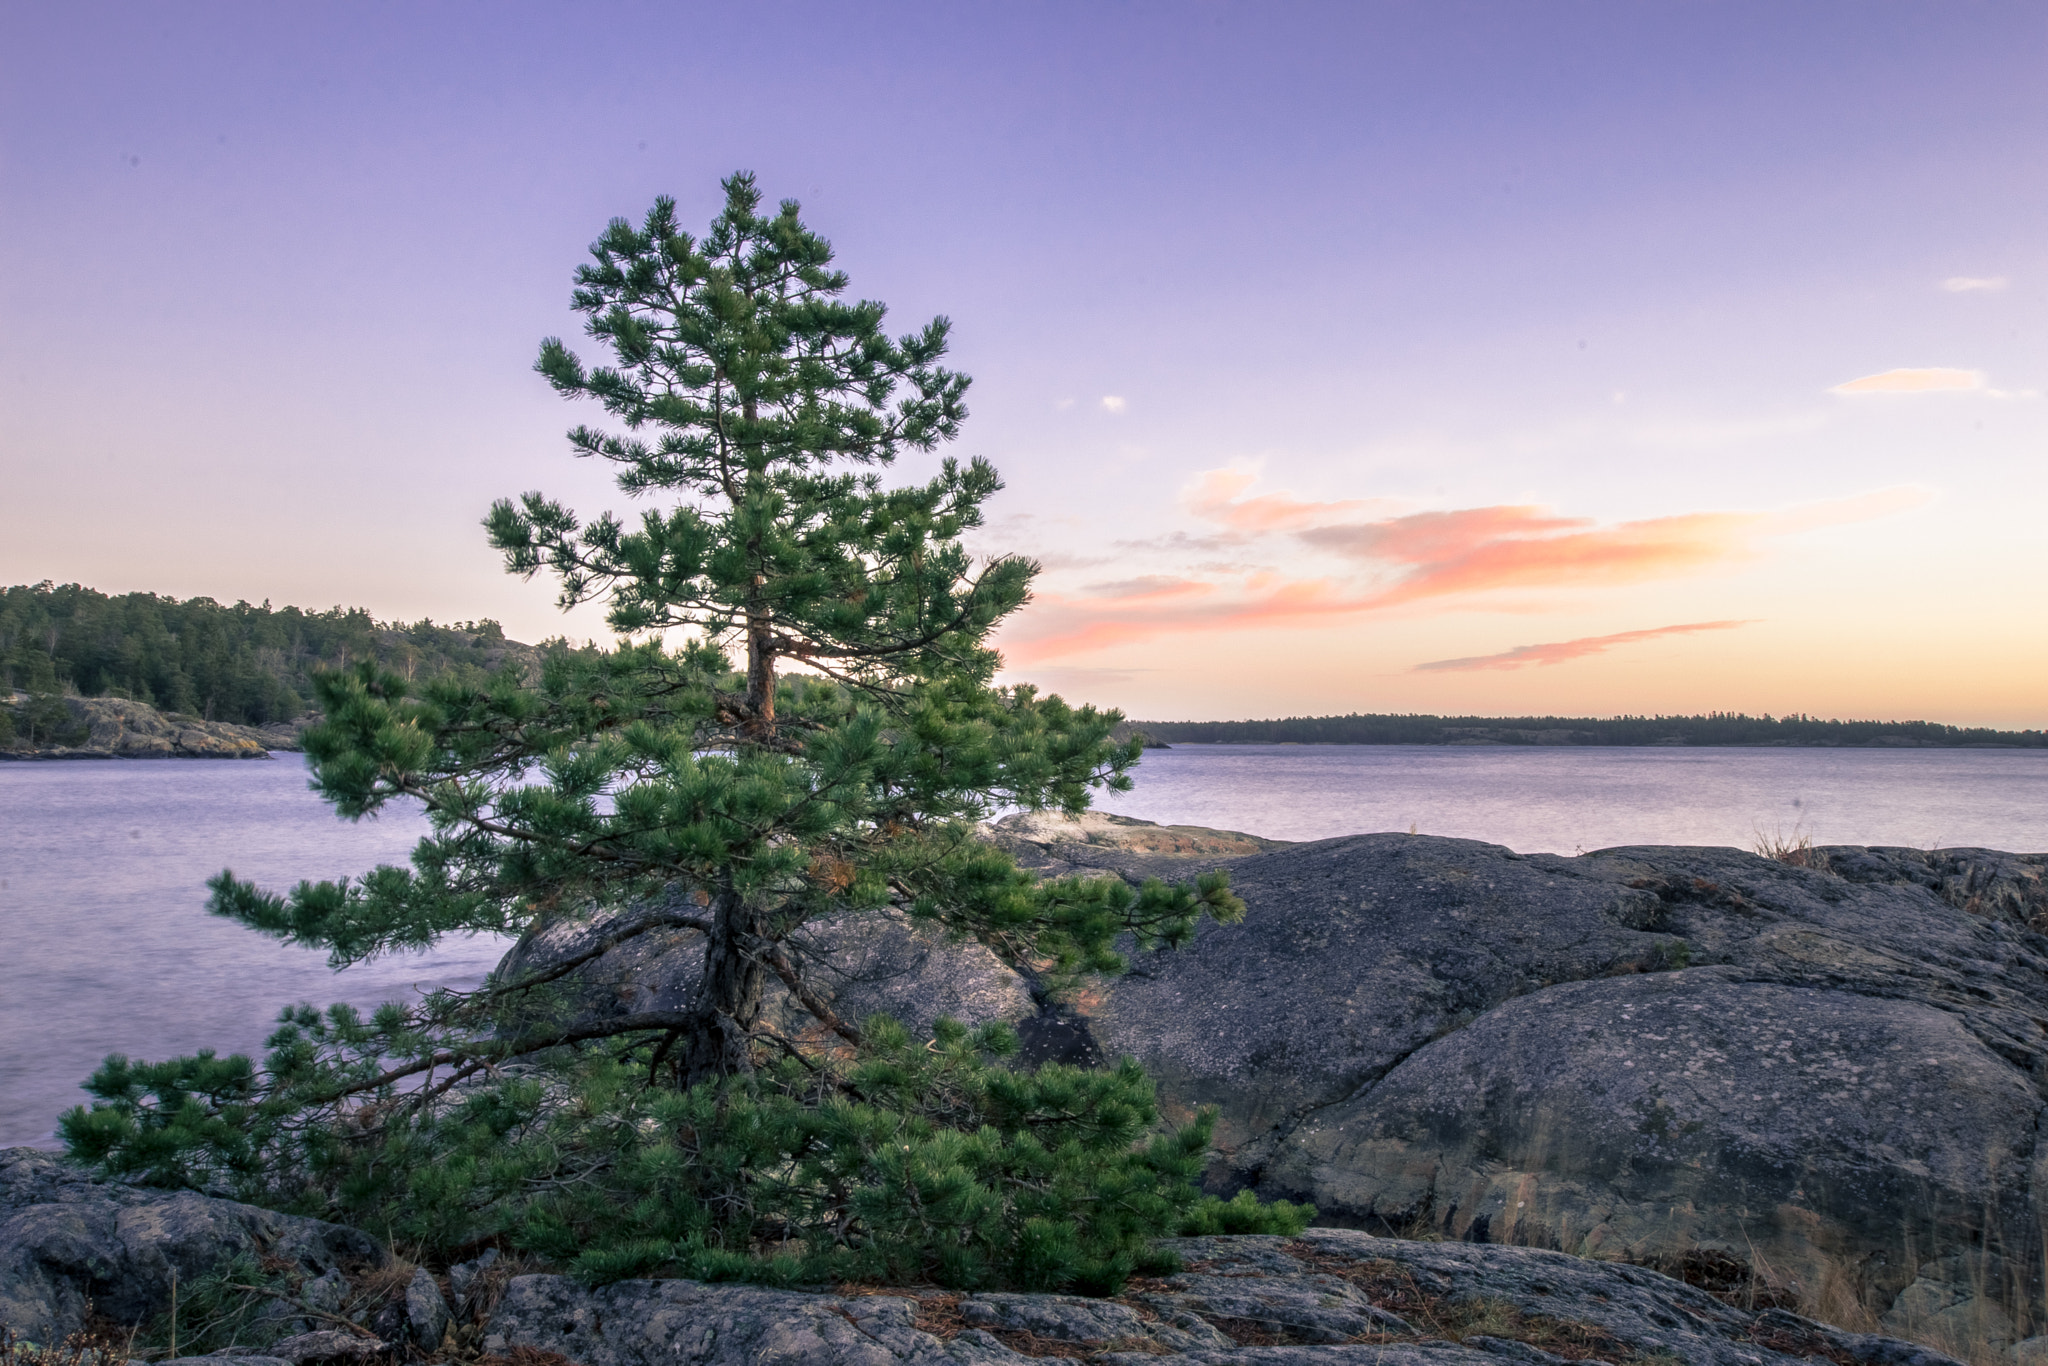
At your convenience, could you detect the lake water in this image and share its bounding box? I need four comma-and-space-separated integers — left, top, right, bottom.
0, 754, 510, 1147
1110, 743, 2048, 855
4, 744, 2045, 1148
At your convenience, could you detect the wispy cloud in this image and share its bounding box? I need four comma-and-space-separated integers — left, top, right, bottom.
1100, 395, 1127, 414
1412, 620, 1756, 673
1183, 467, 1404, 534
1111, 528, 1245, 556
1000, 479, 1929, 665
1006, 576, 1367, 663
1076, 575, 1213, 605
1020, 663, 1161, 691
1301, 488, 1929, 608
1942, 276, 2009, 293
1830, 367, 1985, 394
1027, 550, 1120, 572
1302, 508, 1757, 605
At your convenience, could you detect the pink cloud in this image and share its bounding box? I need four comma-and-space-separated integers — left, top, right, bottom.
1830, 367, 1984, 395
1306, 509, 1761, 606
1412, 620, 1757, 673
1182, 469, 1400, 533
1074, 575, 1215, 606
1303, 505, 1591, 567
1006, 577, 1364, 663
999, 483, 1927, 665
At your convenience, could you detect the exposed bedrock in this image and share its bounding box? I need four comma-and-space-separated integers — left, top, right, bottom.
482, 1231, 1968, 1366
495, 817, 2048, 1351
0, 1147, 383, 1345
0, 694, 302, 759
494, 890, 1037, 1045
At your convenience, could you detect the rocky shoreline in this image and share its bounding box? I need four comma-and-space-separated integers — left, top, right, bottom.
0, 695, 308, 760
504, 815, 2048, 1361
8, 814, 2047, 1363
0, 1146, 1970, 1365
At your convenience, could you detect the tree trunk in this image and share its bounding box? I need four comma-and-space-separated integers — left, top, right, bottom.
739, 398, 776, 743
680, 880, 767, 1084
745, 606, 775, 739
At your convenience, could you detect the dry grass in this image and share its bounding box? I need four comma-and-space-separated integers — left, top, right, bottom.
349, 1258, 423, 1308
0, 1323, 129, 1366
1753, 825, 1834, 872
975, 1329, 1099, 1359
834, 1291, 1124, 1360
1638, 1247, 1800, 1314
474, 1348, 575, 1366
453, 1253, 546, 1334
1798, 1257, 1880, 1338
1279, 1245, 1637, 1363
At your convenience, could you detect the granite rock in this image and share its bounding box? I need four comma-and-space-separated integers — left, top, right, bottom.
403, 1266, 450, 1351
480, 1230, 1963, 1365
0, 1147, 382, 1344
483, 818, 2048, 1346
264, 1329, 381, 1363
495, 892, 1035, 1044
0, 694, 297, 760
1016, 834, 2048, 1343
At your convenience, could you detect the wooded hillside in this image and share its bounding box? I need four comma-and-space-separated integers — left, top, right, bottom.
0, 581, 537, 726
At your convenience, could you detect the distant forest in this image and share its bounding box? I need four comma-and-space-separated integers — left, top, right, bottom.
11, 580, 2040, 748
0, 581, 537, 727
1131, 712, 2048, 749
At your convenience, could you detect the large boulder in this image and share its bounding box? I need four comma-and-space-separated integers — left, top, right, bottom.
494, 888, 1036, 1045
487, 814, 1260, 1058
0, 1147, 382, 1345
1034, 834, 2048, 1356
490, 811, 1283, 1044
481, 1229, 1963, 1365
993, 809, 1288, 858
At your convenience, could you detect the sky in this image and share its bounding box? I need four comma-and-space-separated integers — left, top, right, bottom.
3, 3, 2044, 726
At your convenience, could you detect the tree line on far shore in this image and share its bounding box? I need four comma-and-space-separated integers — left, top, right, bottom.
0, 580, 538, 728
8, 579, 2037, 751
1130, 712, 2047, 748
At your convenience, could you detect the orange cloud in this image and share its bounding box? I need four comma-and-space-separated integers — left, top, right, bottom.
1307, 509, 1760, 607
1830, 367, 1984, 394
1006, 577, 1365, 663
1298, 489, 1930, 608
1412, 620, 1756, 673
1000, 484, 1928, 665
1761, 485, 1932, 533
1303, 505, 1590, 566
1182, 468, 1399, 533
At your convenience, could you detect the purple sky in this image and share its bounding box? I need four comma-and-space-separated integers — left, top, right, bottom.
4, 3, 2044, 723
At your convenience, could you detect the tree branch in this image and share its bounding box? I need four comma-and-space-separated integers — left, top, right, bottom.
490, 907, 713, 999
761, 943, 864, 1045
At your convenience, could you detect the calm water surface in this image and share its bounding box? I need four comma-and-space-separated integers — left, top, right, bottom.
4, 744, 2045, 1147
1112, 744, 2048, 854
1, 755, 510, 1146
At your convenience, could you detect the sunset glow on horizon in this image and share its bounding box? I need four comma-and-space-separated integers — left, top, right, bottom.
3, 4, 2043, 726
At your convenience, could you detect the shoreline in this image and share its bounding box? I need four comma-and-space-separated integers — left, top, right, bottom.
1153, 738, 2048, 750
1, 693, 306, 760
12, 738, 2048, 759
0, 747, 288, 761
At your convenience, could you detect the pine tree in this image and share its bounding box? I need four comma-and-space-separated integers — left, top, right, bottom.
62, 175, 1304, 1292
